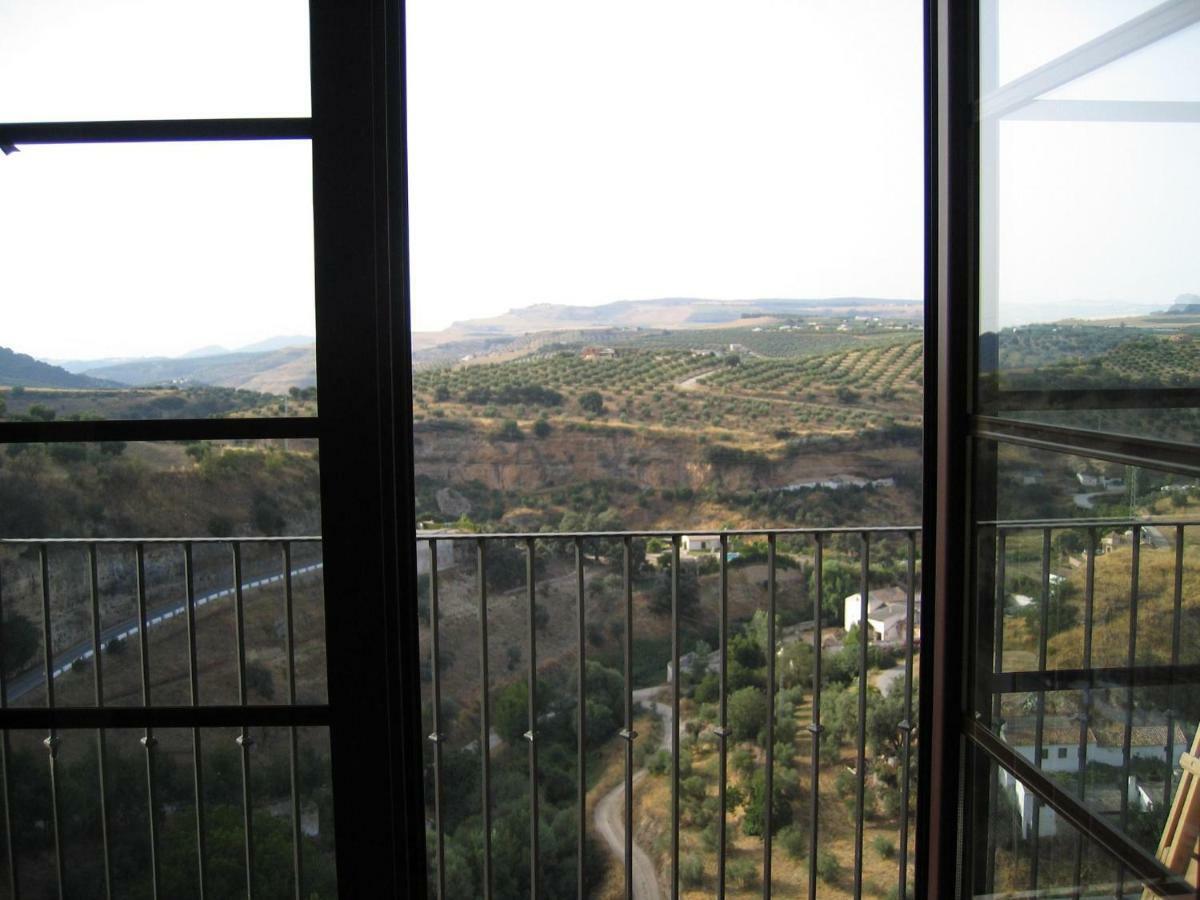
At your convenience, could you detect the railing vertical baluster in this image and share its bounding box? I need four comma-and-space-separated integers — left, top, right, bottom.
88, 544, 113, 900
622, 536, 634, 900
428, 540, 446, 900
184, 543, 208, 900
0, 555, 19, 900
1071, 528, 1096, 893
985, 530, 1006, 892
897, 531, 917, 900
763, 534, 777, 898
808, 534, 823, 900
574, 538, 586, 900
233, 545, 255, 900
1163, 525, 1184, 814
135, 544, 161, 899
854, 533, 869, 900
39, 545, 65, 900
525, 538, 540, 899
1117, 527, 1141, 898
717, 533, 729, 900
282, 543, 303, 900
1030, 528, 1051, 891
478, 539, 493, 900
671, 535, 681, 900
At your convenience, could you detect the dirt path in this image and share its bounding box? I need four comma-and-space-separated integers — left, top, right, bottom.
676, 369, 719, 391
593, 686, 674, 900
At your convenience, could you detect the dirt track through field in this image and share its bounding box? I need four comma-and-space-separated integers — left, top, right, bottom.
593, 686, 674, 900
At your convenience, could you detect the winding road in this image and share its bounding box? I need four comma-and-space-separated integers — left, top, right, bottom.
7, 559, 325, 703
593, 686, 674, 900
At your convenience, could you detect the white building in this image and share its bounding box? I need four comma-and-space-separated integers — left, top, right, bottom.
415, 539, 457, 576
998, 716, 1185, 838
843, 586, 920, 643
682, 534, 721, 553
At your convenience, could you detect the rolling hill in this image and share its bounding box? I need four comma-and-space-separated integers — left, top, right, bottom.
82, 345, 316, 394
0, 346, 118, 388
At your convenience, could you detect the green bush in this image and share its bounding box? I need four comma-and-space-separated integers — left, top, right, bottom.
873, 835, 896, 859
816, 849, 842, 884
490, 420, 524, 442
779, 825, 806, 860
727, 859, 757, 890
680, 854, 704, 888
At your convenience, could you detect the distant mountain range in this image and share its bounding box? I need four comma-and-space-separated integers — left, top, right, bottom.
0, 346, 119, 389
76, 345, 316, 394
411, 296, 923, 351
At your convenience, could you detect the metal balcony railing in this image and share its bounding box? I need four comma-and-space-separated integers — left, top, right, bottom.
0, 537, 326, 900
418, 527, 921, 900
1, 518, 1193, 898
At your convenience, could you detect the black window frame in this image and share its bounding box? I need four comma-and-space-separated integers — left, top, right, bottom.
925, 1, 1200, 897
0, 1, 427, 896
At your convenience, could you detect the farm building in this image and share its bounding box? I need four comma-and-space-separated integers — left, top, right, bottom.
843, 585, 920, 642
682, 534, 721, 553
997, 716, 1186, 838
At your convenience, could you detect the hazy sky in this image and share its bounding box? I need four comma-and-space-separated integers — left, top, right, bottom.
1, 1, 1197, 359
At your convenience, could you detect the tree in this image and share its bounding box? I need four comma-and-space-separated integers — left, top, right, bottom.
578, 391, 605, 415
728, 686, 769, 742
2, 613, 39, 676
742, 767, 796, 837
493, 681, 529, 744
648, 560, 699, 617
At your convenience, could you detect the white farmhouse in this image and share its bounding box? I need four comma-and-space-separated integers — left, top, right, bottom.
998, 716, 1186, 838
682, 534, 721, 554
842, 586, 920, 643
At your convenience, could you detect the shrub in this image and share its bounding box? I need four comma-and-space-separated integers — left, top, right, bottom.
647, 749, 671, 776
533, 417, 551, 438
579, 390, 605, 415
779, 825, 806, 860
817, 849, 842, 883
680, 854, 704, 888
490, 420, 524, 442
873, 835, 896, 859
727, 859, 757, 890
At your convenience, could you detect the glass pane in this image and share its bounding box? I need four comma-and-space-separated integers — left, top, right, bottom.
970, 443, 1200, 878
990, 0, 1163, 86
0, 439, 326, 709
978, 4, 1200, 418
0, 141, 316, 420
0, 0, 310, 122
967, 742, 1190, 897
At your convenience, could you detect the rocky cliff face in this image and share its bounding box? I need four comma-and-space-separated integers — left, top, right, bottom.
413, 421, 916, 496
414, 423, 746, 493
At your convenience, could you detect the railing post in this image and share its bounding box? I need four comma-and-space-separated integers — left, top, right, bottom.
898, 530, 918, 900
717, 533, 729, 900
525, 537, 540, 899
0, 554, 19, 900
88, 543, 114, 900
183, 542, 208, 900
135, 543, 161, 899
854, 533, 870, 899
575, 537, 587, 900
671, 534, 681, 900
621, 535, 635, 900
763, 534, 777, 898
808, 533, 823, 900
477, 539, 493, 900
38, 545, 65, 900
427, 540, 446, 900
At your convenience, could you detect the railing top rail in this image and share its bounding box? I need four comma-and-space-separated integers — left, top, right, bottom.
978, 516, 1200, 529
0, 536, 323, 545
414, 525, 922, 540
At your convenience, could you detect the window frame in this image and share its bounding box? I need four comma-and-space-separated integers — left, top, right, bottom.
925, 1, 1200, 896
0, 1, 429, 896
